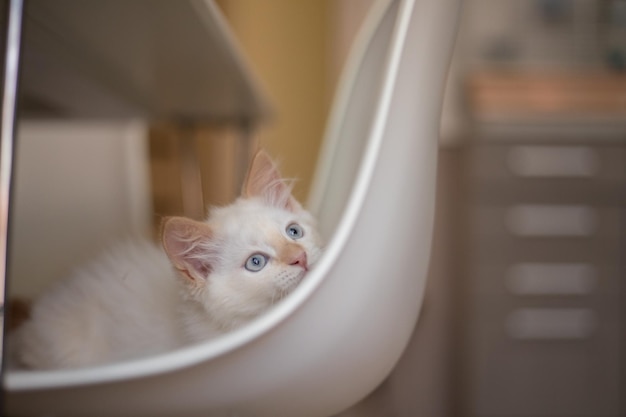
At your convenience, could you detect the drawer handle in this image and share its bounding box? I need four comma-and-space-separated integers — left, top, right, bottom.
506, 205, 596, 237
506, 263, 596, 295
506, 308, 596, 340
507, 146, 598, 177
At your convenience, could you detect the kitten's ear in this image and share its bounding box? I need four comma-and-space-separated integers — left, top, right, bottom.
161, 217, 215, 284
242, 149, 302, 212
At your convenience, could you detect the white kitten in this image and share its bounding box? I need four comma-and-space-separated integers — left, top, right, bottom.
14, 150, 323, 370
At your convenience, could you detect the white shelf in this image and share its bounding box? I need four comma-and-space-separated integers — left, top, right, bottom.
20, 0, 271, 122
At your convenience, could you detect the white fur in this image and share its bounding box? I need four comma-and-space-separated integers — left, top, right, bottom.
16, 241, 183, 369
179, 196, 323, 341
14, 153, 323, 370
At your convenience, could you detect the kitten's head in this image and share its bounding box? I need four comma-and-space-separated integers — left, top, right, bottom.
161, 150, 323, 330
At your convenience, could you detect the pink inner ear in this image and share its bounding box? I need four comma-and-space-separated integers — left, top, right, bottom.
182, 251, 212, 280
243, 150, 281, 198
162, 217, 215, 282
243, 150, 300, 212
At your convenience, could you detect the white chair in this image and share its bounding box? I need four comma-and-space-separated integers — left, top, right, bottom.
4, 0, 461, 415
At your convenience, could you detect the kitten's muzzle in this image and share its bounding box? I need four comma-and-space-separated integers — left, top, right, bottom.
289, 252, 308, 271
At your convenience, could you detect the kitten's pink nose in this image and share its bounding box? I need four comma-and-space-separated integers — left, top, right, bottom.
290, 252, 308, 270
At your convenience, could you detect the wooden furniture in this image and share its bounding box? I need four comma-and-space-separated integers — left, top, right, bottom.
463, 71, 626, 416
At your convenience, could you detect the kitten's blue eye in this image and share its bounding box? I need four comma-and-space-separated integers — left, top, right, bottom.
286, 223, 304, 240
245, 253, 268, 272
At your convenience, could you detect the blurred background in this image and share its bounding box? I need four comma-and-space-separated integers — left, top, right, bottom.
4, 0, 626, 416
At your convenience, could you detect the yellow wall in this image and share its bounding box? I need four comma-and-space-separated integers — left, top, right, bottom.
216, 0, 332, 202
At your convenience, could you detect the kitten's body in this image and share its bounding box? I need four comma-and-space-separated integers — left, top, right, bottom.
14, 151, 322, 370
17, 242, 184, 369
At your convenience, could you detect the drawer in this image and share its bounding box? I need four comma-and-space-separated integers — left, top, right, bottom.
468, 143, 626, 206
470, 205, 622, 239
472, 180, 625, 206
464, 304, 623, 417
470, 143, 626, 183
468, 261, 622, 298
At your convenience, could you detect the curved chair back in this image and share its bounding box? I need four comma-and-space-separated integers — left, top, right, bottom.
5, 0, 461, 416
